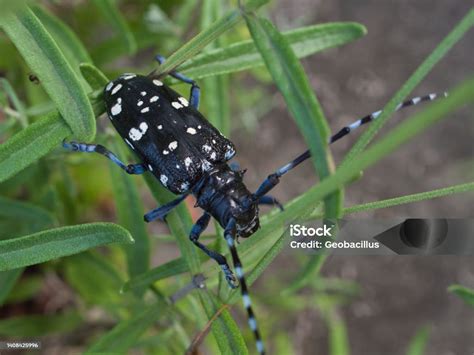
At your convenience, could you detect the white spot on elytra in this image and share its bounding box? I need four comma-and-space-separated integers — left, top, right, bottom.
198, 125, 202, 129
160, 174, 168, 186
141, 107, 150, 113
111, 101, 122, 116
111, 83, 122, 95
202, 160, 212, 171
137, 100, 143, 107
140, 91, 147, 96
148, 164, 153, 171
128, 122, 148, 141
157, 125, 163, 130
168, 141, 178, 151
171, 101, 183, 109
163, 150, 169, 155
153, 79, 163, 86
180, 182, 189, 191
186, 127, 197, 135
139, 122, 148, 132
184, 157, 192, 168
150, 96, 159, 103
202, 144, 212, 153
105, 81, 114, 91
120, 73, 136, 80
225, 147, 235, 160
212, 139, 216, 144
176, 164, 180, 169
210, 152, 217, 160
178, 97, 189, 107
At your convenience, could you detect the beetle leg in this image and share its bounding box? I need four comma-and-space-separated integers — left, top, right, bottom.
189, 213, 238, 288
155, 54, 200, 109
224, 218, 265, 354
257, 195, 284, 211
144, 194, 188, 222
63, 141, 147, 175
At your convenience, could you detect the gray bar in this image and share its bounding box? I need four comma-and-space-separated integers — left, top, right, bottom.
0, 341, 41, 350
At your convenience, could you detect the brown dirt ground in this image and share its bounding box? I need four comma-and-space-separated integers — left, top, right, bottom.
230, 1, 473, 354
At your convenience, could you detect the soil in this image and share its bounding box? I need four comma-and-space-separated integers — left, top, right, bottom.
230, 1, 474, 354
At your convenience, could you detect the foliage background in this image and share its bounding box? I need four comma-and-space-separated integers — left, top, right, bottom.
0, 0, 472, 354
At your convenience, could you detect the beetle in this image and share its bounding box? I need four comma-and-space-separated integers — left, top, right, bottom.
63, 55, 445, 354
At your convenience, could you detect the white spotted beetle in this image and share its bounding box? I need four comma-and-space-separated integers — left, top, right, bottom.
63, 54, 446, 354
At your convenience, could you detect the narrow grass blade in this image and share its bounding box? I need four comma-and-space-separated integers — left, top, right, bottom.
155, 0, 270, 77
109, 141, 150, 294
155, 9, 241, 76
341, 8, 474, 167
85, 299, 168, 353
177, 22, 366, 80
327, 311, 350, 355
272, 77, 474, 228
0, 78, 27, 127
0, 6, 95, 140
344, 181, 474, 215
92, 0, 136, 55
0, 112, 71, 183
0, 268, 23, 306
80, 63, 109, 91
0, 312, 82, 337
198, 291, 249, 354
406, 326, 430, 355
31, 4, 92, 90
0, 196, 56, 228
123, 253, 208, 293
283, 254, 328, 295
64, 251, 125, 307
243, 13, 342, 218
448, 285, 474, 307
0, 223, 134, 271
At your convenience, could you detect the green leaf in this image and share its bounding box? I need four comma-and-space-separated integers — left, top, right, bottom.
265, 77, 474, 234
86, 299, 168, 353
341, 8, 474, 167
80, 63, 109, 91
0, 196, 56, 229
198, 291, 249, 354
64, 251, 125, 307
243, 14, 342, 219
122, 253, 208, 293
327, 311, 349, 355
0, 6, 95, 140
0, 112, 71, 183
155, 0, 269, 77
0, 223, 134, 271
109, 141, 150, 295
344, 181, 474, 215
0, 268, 23, 306
92, 0, 136, 55
31, 4, 92, 90
406, 326, 430, 355
4, 275, 42, 304
177, 22, 366, 80
0, 312, 82, 337
0, 78, 27, 127
448, 284, 474, 307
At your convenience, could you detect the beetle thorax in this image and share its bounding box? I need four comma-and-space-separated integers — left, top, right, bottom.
194, 164, 259, 238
